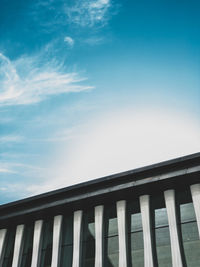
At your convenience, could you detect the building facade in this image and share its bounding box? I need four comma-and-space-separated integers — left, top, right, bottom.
0, 153, 200, 267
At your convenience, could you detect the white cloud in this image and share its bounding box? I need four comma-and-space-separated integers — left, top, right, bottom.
0, 168, 15, 174
26, 108, 200, 195
0, 135, 24, 143
0, 187, 7, 191
84, 36, 104, 45
0, 161, 48, 181
0, 53, 93, 106
64, 36, 74, 47
66, 0, 111, 27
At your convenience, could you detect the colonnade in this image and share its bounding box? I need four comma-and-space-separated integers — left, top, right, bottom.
0, 183, 200, 267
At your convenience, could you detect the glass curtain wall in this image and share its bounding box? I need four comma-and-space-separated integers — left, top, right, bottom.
105, 203, 119, 267
178, 189, 200, 266
2, 227, 15, 267
21, 223, 34, 267
60, 214, 73, 267
82, 209, 95, 267
39, 219, 53, 267
128, 199, 144, 267
1, 187, 200, 267
153, 194, 172, 267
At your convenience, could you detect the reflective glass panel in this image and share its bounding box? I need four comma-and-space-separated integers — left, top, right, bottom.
153, 194, 172, 267
155, 227, 172, 267
60, 245, 72, 267
60, 214, 73, 267
82, 209, 95, 241
2, 227, 15, 267
108, 218, 118, 237
82, 240, 95, 267
129, 200, 142, 232
155, 208, 168, 228
39, 219, 53, 267
21, 223, 34, 267
106, 235, 119, 267
105, 204, 119, 267
130, 231, 144, 267
106, 204, 118, 237
181, 222, 200, 267
131, 213, 143, 232
61, 215, 73, 246
82, 210, 95, 267
180, 203, 196, 223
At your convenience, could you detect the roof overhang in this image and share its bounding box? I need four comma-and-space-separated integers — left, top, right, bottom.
0, 152, 199, 227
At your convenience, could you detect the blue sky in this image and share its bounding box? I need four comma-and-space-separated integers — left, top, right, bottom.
0, 0, 200, 204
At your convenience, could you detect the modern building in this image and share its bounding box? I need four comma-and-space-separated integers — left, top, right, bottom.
0, 153, 200, 267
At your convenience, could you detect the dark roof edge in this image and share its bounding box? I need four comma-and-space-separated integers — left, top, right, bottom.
1, 152, 200, 209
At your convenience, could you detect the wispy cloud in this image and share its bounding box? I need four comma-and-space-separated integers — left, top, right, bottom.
83, 36, 105, 46
29, 0, 116, 33
0, 168, 15, 174
64, 36, 74, 47
66, 0, 112, 27
0, 161, 47, 178
0, 52, 93, 106
0, 135, 24, 144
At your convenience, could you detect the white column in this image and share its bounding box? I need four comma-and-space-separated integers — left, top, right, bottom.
51, 215, 63, 267
0, 229, 7, 265
95, 205, 104, 267
31, 220, 43, 267
139, 195, 154, 267
164, 190, 183, 267
190, 184, 200, 238
72, 210, 83, 267
117, 200, 128, 267
12, 224, 25, 267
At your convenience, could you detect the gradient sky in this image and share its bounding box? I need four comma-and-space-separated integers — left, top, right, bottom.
0, 0, 200, 204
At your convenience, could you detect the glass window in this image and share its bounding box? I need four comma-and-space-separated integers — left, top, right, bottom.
174, 189, 200, 266
180, 203, 196, 223
155, 208, 168, 228
82, 240, 95, 267
21, 223, 34, 267
2, 227, 15, 267
128, 199, 144, 267
61, 215, 73, 246
108, 218, 118, 237
105, 203, 119, 267
82, 209, 95, 267
179, 194, 200, 267
107, 235, 119, 267
39, 219, 53, 267
130, 231, 144, 267
129, 200, 143, 233
131, 213, 143, 232
181, 222, 200, 267
155, 227, 172, 267
82, 210, 95, 241
60, 214, 73, 267
60, 245, 72, 267
153, 195, 172, 267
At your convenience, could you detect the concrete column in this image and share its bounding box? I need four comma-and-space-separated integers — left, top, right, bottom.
31, 220, 43, 267
12, 224, 25, 267
140, 195, 154, 267
72, 210, 83, 267
95, 205, 104, 267
164, 190, 183, 267
51, 215, 63, 267
0, 229, 7, 265
190, 184, 200, 238
117, 200, 128, 267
